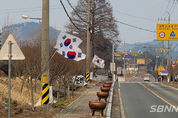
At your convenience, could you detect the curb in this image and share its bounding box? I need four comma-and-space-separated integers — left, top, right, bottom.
105, 80, 115, 118
119, 83, 125, 118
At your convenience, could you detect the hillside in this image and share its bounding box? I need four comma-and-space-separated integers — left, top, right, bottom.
117, 40, 178, 59
1, 22, 59, 42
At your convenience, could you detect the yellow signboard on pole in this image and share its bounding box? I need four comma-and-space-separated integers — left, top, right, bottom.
137, 58, 145, 64
158, 66, 164, 76
115, 52, 123, 56
158, 48, 166, 51
157, 24, 178, 41
130, 52, 138, 55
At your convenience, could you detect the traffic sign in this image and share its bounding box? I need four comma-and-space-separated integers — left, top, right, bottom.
158, 48, 166, 51
115, 52, 123, 56
158, 66, 164, 75
157, 24, 178, 41
137, 58, 145, 64
130, 52, 138, 55
0, 34, 25, 60
42, 83, 49, 104
86, 72, 90, 82
110, 62, 115, 72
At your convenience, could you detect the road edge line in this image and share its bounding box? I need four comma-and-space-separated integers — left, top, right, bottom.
160, 83, 178, 91
119, 82, 125, 118
140, 83, 177, 110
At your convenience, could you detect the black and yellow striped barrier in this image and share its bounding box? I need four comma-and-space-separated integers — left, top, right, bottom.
42, 83, 49, 104
86, 72, 90, 82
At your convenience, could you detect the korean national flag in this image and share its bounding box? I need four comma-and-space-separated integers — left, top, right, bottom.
55, 32, 82, 51
56, 48, 86, 61
55, 31, 86, 61
92, 55, 105, 68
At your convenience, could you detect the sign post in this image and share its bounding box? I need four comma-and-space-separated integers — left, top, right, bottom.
0, 34, 25, 118
157, 24, 178, 41
8, 41, 12, 118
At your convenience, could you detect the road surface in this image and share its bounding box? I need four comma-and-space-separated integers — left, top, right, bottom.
120, 82, 178, 118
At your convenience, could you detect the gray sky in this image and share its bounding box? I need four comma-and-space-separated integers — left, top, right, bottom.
0, 0, 178, 44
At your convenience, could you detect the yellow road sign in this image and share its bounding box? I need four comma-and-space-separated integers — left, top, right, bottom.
130, 52, 138, 55
42, 75, 48, 83
158, 66, 164, 76
137, 58, 145, 64
158, 48, 166, 51
115, 52, 123, 56
42, 83, 49, 104
86, 72, 90, 82
157, 24, 178, 41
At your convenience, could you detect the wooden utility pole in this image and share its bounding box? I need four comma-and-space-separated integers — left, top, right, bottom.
41, 0, 49, 82
86, 0, 91, 73
41, 0, 49, 110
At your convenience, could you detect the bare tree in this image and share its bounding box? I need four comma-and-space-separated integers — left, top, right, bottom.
66, 0, 119, 69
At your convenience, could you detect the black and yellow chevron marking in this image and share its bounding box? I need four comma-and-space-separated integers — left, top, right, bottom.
86, 72, 90, 82
42, 83, 49, 104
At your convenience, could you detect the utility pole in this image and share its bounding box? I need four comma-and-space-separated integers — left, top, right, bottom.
41, 0, 49, 109
123, 41, 126, 81
86, 0, 91, 74
167, 13, 171, 82
41, 0, 49, 81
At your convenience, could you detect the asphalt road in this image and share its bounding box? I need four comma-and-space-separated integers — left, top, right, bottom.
120, 83, 178, 118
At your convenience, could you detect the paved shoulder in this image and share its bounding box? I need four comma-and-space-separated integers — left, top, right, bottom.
54, 86, 99, 118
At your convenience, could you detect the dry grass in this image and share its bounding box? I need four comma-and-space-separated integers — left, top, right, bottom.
0, 77, 41, 106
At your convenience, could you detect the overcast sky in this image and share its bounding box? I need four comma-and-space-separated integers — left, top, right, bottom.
0, 0, 178, 44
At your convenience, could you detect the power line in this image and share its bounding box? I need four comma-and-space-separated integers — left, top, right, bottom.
116, 20, 156, 33
164, 42, 178, 57
115, 10, 156, 22
66, 0, 87, 23
59, 0, 80, 31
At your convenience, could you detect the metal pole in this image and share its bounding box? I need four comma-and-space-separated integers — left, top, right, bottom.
124, 41, 126, 81
112, 43, 115, 81
86, 0, 91, 73
161, 41, 164, 66
167, 13, 171, 82
8, 41, 12, 118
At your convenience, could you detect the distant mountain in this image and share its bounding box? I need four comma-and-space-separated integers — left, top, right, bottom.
2, 22, 59, 41
117, 40, 178, 59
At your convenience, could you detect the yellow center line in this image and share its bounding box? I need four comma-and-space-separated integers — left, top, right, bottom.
140, 83, 178, 110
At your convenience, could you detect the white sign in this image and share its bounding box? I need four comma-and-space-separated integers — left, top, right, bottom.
0, 34, 25, 60
110, 62, 115, 72
49, 86, 53, 105
90, 72, 93, 80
